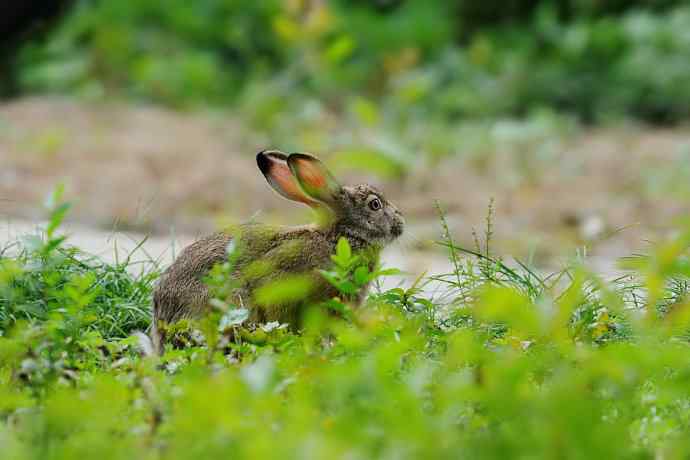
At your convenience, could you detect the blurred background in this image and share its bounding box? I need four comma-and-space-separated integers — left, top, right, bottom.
1, 0, 689, 275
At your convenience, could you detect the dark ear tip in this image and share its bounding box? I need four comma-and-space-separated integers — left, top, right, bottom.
256, 152, 270, 174
257, 149, 287, 173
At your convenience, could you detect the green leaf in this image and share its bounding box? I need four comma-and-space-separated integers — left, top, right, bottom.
255, 275, 315, 306
323, 299, 353, 319
338, 281, 358, 295
373, 268, 403, 277
319, 270, 339, 287
354, 266, 371, 286
44, 184, 65, 210
46, 203, 71, 238
325, 35, 356, 64
42, 236, 67, 256
336, 237, 352, 261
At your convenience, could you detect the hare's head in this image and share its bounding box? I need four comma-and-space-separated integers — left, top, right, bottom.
257, 150, 404, 246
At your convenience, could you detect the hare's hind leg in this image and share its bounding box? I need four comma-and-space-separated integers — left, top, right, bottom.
149, 318, 164, 356
151, 279, 211, 354
149, 296, 167, 356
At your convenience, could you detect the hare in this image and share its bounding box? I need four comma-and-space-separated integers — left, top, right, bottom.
150, 150, 404, 353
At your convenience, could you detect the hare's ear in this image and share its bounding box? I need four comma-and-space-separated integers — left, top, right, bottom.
256, 150, 318, 206
287, 153, 340, 205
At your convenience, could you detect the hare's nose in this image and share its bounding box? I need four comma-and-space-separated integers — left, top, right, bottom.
392, 208, 405, 227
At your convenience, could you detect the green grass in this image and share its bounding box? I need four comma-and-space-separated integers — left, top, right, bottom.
0, 242, 155, 338
3, 195, 690, 458
0, 188, 157, 339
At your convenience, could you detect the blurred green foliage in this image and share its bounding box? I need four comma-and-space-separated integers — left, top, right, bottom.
4, 190, 690, 457
10, 0, 690, 124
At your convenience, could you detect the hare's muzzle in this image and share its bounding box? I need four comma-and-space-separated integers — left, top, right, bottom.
391, 209, 405, 239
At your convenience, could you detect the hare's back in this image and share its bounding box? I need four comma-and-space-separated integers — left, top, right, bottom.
153, 232, 233, 323
166, 232, 233, 278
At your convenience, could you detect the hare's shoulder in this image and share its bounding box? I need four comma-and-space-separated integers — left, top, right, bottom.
276, 224, 334, 251
232, 224, 331, 268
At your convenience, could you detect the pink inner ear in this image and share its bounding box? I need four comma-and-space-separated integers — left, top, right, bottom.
293, 158, 327, 190
266, 160, 317, 206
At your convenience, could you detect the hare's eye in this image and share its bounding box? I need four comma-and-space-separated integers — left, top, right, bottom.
368, 197, 382, 211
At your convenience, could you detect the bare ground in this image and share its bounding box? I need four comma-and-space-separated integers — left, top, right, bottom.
1, 97, 689, 275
